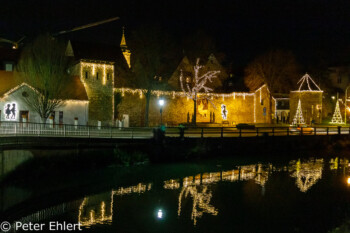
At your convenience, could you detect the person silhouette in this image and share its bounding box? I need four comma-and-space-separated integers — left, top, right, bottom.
221, 105, 227, 120
5, 104, 11, 119
10, 103, 16, 119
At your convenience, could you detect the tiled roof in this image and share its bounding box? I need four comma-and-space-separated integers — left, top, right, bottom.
0, 71, 88, 100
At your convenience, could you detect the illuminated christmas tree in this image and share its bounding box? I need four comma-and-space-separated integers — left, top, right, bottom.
292, 99, 305, 125
331, 100, 344, 124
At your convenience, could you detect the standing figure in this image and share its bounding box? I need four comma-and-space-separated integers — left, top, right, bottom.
5, 104, 11, 119
11, 103, 16, 119
221, 104, 228, 120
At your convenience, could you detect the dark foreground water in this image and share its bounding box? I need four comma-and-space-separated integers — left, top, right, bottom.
3, 155, 350, 233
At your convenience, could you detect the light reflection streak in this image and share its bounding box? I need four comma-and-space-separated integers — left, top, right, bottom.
289, 159, 324, 192
77, 158, 334, 227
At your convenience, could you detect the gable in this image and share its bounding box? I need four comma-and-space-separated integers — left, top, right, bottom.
0, 71, 88, 101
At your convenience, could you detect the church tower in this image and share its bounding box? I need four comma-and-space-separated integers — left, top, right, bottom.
120, 27, 131, 68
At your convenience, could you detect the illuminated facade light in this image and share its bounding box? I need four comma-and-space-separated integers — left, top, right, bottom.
4, 102, 18, 121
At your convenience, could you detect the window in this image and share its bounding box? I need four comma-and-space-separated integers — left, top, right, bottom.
107, 73, 110, 80
22, 91, 29, 97
261, 99, 264, 105
186, 77, 191, 83
19, 111, 29, 122
337, 75, 342, 84
96, 72, 99, 80
59, 111, 63, 125
85, 71, 88, 79
5, 63, 13, 71
50, 111, 55, 122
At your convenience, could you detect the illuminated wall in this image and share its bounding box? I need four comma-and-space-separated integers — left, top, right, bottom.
290, 91, 323, 124
116, 85, 274, 126
0, 84, 88, 124
78, 61, 114, 126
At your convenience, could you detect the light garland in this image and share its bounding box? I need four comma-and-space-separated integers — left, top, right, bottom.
1, 82, 38, 100
114, 88, 254, 99
80, 61, 114, 86
0, 82, 89, 103
296, 73, 322, 92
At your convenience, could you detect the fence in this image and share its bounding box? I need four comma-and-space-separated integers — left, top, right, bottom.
0, 122, 348, 139
164, 125, 350, 138
0, 121, 154, 139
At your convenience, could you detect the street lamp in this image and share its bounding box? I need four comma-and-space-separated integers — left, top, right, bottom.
345, 86, 350, 125
158, 98, 165, 125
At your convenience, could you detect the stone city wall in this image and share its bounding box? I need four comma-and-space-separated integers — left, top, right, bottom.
116, 86, 274, 127
290, 91, 323, 124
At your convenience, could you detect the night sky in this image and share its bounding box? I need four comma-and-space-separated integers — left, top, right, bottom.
1, 0, 350, 71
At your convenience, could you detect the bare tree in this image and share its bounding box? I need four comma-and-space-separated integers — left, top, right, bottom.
180, 59, 220, 125
131, 24, 174, 126
16, 34, 71, 123
244, 50, 300, 122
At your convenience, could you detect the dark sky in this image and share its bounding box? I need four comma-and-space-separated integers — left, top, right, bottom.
1, 0, 350, 70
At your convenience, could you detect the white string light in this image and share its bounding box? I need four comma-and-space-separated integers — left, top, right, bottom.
296, 73, 322, 92
80, 61, 114, 86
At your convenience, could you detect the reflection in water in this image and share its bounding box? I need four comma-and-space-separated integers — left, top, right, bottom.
78, 183, 153, 227
78, 194, 113, 228
12, 157, 339, 230
176, 164, 270, 225
112, 183, 152, 196
178, 185, 218, 226
289, 159, 324, 192
164, 179, 180, 189
330, 157, 349, 171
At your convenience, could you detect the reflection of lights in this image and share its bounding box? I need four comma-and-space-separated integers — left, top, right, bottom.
178, 185, 218, 226
157, 209, 163, 219
347, 177, 350, 185
164, 179, 180, 189
290, 159, 324, 192
330, 158, 349, 170
78, 193, 113, 227
112, 183, 152, 195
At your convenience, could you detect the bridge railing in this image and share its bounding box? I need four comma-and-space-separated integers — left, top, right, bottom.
0, 121, 348, 139
0, 121, 154, 139
165, 125, 350, 138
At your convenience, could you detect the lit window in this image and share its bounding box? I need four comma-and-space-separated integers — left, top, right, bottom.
337, 75, 342, 84
5, 63, 13, 71
186, 77, 191, 83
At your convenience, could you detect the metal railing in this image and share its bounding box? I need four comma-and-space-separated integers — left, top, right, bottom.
0, 121, 154, 139
164, 126, 350, 138
0, 122, 348, 139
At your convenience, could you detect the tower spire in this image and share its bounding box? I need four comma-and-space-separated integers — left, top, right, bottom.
120, 27, 131, 68
120, 27, 127, 48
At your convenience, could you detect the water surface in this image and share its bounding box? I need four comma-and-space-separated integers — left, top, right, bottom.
4, 156, 350, 233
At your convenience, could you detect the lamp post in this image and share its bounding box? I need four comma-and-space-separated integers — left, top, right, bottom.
158, 98, 165, 125
345, 86, 350, 124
